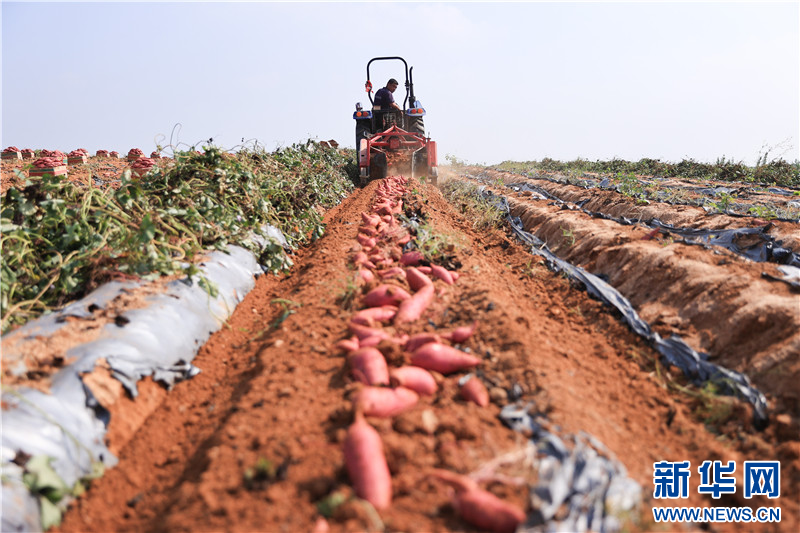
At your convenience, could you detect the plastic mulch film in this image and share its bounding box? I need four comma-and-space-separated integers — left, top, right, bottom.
479, 189, 770, 429
1, 243, 267, 532
504, 181, 800, 269
500, 404, 642, 533
647, 220, 800, 268
762, 265, 800, 291
512, 169, 799, 206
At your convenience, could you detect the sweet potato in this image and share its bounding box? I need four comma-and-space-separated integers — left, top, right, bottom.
343, 413, 392, 509
348, 347, 390, 385
375, 258, 395, 269
389, 366, 438, 396
442, 321, 478, 343
352, 251, 376, 270
361, 212, 381, 227
460, 375, 489, 407
363, 284, 411, 308
355, 386, 419, 417
429, 469, 525, 533
348, 322, 389, 341
351, 306, 398, 326
416, 266, 432, 274
430, 264, 455, 285
399, 251, 424, 266
405, 332, 442, 352
356, 233, 376, 248
357, 335, 383, 348
359, 332, 408, 349
368, 249, 387, 263
335, 336, 360, 353
405, 267, 433, 292
378, 267, 406, 281
358, 268, 375, 284
373, 203, 393, 216
394, 283, 435, 325
410, 342, 481, 375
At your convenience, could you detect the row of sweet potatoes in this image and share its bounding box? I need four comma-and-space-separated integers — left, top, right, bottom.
334, 175, 525, 533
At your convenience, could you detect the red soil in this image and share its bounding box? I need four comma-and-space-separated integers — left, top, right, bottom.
38, 175, 797, 532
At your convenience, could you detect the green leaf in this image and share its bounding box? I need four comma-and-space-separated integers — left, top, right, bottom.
317, 490, 348, 518
22, 455, 70, 503
39, 495, 63, 529
1, 221, 21, 232
138, 214, 156, 243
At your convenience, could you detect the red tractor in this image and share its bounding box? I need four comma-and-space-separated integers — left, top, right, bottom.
354, 56, 438, 186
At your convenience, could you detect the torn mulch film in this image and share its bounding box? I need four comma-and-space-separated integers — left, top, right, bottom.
1, 238, 274, 531
504, 181, 799, 268
500, 404, 642, 533
478, 189, 770, 429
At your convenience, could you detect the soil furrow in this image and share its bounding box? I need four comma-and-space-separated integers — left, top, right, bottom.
57, 177, 798, 532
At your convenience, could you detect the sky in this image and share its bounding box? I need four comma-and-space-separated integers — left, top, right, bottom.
2, 1, 799, 166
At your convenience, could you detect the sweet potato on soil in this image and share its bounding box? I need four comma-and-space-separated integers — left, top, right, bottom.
355, 386, 419, 417
348, 322, 390, 341
335, 336, 360, 353
363, 284, 411, 308
430, 264, 455, 285
405, 332, 442, 353
373, 203, 394, 217
405, 267, 433, 292
358, 331, 408, 348
394, 283, 435, 325
351, 306, 398, 326
352, 251, 377, 270
356, 234, 377, 249
343, 412, 392, 510
389, 366, 438, 396
378, 267, 406, 281
348, 347, 390, 385
442, 321, 478, 343
429, 469, 525, 533
460, 375, 489, 407
410, 342, 481, 375
361, 212, 381, 227
358, 269, 375, 284
399, 251, 424, 266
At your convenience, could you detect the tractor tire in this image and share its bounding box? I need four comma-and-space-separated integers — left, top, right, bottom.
409, 116, 425, 137
355, 121, 371, 154
412, 149, 428, 179
370, 152, 387, 181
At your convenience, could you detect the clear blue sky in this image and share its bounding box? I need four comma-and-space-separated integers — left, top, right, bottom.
2, 1, 798, 165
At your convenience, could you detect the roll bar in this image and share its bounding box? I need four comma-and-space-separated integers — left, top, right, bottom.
366, 56, 416, 111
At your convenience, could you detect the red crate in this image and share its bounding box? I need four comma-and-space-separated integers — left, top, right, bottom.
29, 165, 68, 177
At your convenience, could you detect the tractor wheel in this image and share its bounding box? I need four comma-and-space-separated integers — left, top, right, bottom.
370, 152, 387, 181
409, 116, 425, 137
412, 149, 428, 179
355, 121, 371, 153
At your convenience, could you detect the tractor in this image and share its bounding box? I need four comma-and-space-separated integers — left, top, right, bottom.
353, 56, 438, 186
